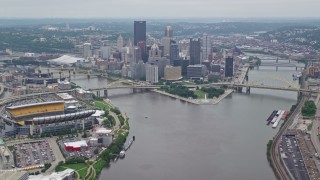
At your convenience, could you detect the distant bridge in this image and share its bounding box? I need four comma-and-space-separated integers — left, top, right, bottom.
89, 77, 319, 97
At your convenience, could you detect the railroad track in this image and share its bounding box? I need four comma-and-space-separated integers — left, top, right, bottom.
270, 97, 305, 180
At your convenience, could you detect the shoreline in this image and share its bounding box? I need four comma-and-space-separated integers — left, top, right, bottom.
153, 89, 233, 105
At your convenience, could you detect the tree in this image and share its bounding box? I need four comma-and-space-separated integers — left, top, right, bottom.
94, 148, 99, 155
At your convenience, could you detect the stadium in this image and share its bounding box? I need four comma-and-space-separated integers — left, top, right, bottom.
1, 100, 96, 137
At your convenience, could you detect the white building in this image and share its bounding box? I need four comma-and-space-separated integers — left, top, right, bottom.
83, 43, 92, 58
117, 35, 124, 51
29, 168, 75, 180
146, 64, 159, 83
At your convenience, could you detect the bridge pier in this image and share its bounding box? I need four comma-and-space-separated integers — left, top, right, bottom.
237, 87, 243, 93
246, 87, 251, 94
104, 90, 108, 97
96, 91, 100, 97
87, 74, 90, 79
245, 74, 248, 81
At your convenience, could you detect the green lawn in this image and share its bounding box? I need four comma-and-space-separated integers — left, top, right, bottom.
57, 163, 89, 180
308, 123, 313, 131
78, 168, 88, 179
95, 100, 111, 110
194, 90, 207, 99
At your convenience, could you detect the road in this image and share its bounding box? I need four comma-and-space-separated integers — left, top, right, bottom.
271, 96, 306, 180
311, 94, 320, 154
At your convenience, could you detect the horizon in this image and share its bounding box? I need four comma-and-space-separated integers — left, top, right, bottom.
1, 0, 320, 19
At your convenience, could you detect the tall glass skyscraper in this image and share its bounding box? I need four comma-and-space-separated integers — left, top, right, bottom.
189, 38, 201, 65
134, 21, 146, 46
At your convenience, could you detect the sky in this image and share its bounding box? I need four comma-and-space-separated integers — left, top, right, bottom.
1, 0, 320, 19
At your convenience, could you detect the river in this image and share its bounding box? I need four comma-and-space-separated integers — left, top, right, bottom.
72, 65, 299, 180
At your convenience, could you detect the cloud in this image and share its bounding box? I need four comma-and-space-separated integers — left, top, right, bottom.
0, 0, 320, 18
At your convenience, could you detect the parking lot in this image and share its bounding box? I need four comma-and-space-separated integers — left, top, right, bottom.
280, 133, 310, 180
14, 140, 56, 168
58, 137, 102, 160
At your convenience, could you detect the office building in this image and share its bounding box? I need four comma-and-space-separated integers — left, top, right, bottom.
134, 21, 146, 45
165, 26, 173, 38
181, 59, 190, 76
170, 41, 179, 65
164, 66, 182, 81
117, 35, 124, 51
146, 64, 159, 83
161, 36, 171, 57
100, 46, 111, 59
83, 43, 92, 58
202, 33, 211, 60
149, 43, 162, 59
187, 65, 207, 79
202, 60, 211, 72
189, 38, 201, 65
133, 60, 146, 80
148, 58, 170, 78
137, 41, 148, 63
225, 56, 234, 77
212, 64, 221, 73
134, 47, 142, 63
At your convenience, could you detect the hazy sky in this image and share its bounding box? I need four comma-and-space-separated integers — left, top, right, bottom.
1, 0, 320, 18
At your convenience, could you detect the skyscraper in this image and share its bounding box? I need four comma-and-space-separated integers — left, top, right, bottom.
161, 36, 171, 57
146, 64, 159, 83
202, 33, 211, 61
134, 21, 146, 46
83, 43, 92, 58
117, 34, 124, 51
165, 26, 173, 38
170, 41, 179, 65
162, 26, 173, 57
189, 38, 201, 65
225, 56, 234, 77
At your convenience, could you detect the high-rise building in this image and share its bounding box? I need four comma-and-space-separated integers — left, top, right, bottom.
134, 60, 146, 81
134, 21, 146, 46
83, 43, 92, 58
100, 46, 111, 59
137, 41, 148, 63
146, 64, 159, 83
225, 56, 234, 77
189, 38, 201, 65
134, 47, 142, 63
149, 43, 161, 59
165, 26, 173, 38
117, 35, 124, 51
170, 41, 179, 65
181, 59, 190, 76
202, 33, 211, 61
161, 36, 171, 57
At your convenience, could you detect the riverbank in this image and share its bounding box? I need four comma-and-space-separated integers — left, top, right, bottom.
54, 98, 130, 180
153, 89, 233, 105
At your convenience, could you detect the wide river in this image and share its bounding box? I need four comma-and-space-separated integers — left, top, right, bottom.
73, 64, 300, 180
